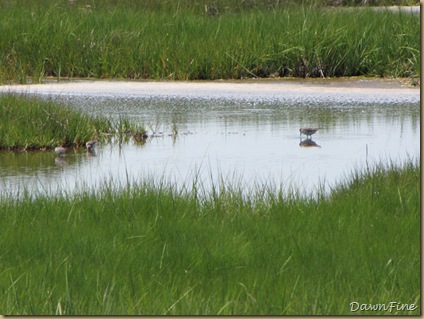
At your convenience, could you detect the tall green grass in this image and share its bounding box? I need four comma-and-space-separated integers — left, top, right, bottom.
0, 160, 419, 315
0, 94, 146, 150
0, 0, 419, 83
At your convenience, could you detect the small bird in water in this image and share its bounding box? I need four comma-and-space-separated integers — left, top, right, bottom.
86, 140, 97, 152
54, 146, 66, 156
299, 128, 320, 139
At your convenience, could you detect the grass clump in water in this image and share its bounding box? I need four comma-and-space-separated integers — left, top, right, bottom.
0, 94, 146, 150
0, 160, 419, 315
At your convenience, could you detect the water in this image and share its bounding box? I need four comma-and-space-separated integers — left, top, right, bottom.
0, 79, 419, 198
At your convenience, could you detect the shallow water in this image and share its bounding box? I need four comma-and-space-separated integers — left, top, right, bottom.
0, 80, 420, 198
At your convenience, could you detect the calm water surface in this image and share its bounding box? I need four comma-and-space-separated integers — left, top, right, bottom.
0, 80, 420, 197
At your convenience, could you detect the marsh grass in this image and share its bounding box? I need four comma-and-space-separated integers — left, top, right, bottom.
0, 94, 146, 150
0, 160, 419, 315
0, 0, 419, 83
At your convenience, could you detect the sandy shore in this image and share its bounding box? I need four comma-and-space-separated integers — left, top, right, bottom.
0, 78, 419, 100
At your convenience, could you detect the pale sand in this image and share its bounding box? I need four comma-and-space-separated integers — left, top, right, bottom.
0, 78, 419, 99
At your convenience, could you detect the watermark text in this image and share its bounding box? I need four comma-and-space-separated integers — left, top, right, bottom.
350, 301, 418, 313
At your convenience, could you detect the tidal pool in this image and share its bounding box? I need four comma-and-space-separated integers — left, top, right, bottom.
0, 79, 420, 197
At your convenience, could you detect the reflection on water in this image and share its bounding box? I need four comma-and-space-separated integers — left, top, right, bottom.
299, 139, 321, 148
0, 83, 420, 198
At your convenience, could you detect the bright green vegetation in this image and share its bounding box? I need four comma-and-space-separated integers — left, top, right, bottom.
0, 94, 146, 150
0, 0, 419, 83
0, 160, 419, 315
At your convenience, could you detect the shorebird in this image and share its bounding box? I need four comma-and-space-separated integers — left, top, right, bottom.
54, 146, 66, 156
85, 140, 97, 152
132, 132, 149, 143
299, 128, 320, 139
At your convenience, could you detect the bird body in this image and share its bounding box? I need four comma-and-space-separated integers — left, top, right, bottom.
86, 140, 97, 151
299, 128, 320, 139
54, 146, 66, 156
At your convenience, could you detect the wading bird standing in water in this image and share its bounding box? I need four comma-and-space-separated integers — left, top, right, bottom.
299, 128, 320, 139
54, 146, 66, 156
86, 140, 97, 152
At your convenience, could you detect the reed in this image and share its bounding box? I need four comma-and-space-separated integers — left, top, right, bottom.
0, 159, 419, 315
0, 0, 419, 83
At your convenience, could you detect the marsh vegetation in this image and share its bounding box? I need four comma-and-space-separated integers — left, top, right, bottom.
0, 94, 147, 150
0, 0, 419, 83
0, 159, 419, 315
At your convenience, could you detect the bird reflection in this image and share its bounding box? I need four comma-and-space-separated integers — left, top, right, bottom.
54, 156, 68, 166
299, 139, 321, 148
